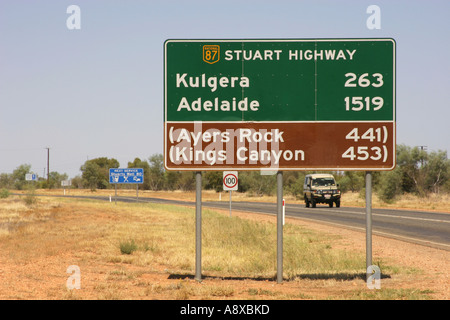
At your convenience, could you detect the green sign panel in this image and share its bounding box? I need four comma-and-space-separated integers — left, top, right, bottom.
165, 39, 395, 122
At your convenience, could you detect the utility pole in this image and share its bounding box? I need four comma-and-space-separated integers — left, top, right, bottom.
418, 146, 427, 168
45, 147, 50, 186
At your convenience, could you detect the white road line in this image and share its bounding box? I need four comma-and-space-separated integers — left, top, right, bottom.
297, 207, 450, 224
287, 215, 450, 249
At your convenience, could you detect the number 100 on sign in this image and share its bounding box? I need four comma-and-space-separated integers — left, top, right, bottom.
223, 171, 238, 191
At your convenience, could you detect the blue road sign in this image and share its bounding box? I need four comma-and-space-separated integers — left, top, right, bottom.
25, 173, 37, 181
109, 168, 144, 184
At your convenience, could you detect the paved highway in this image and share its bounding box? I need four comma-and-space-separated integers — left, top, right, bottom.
25, 193, 450, 251
203, 200, 450, 251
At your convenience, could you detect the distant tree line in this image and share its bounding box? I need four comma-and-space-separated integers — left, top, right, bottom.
0, 164, 68, 190
1, 144, 448, 202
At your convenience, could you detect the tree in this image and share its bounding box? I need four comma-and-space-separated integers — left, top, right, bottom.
81, 161, 102, 191
424, 150, 449, 194
80, 157, 119, 190
203, 171, 223, 192
11, 164, 32, 190
176, 172, 196, 191
0, 173, 12, 189
284, 171, 306, 199
128, 157, 151, 190
147, 154, 165, 191
337, 171, 364, 193
396, 145, 427, 196
396, 145, 429, 196
51, 171, 68, 189
41, 171, 69, 189
378, 168, 403, 202
164, 170, 180, 191
239, 171, 276, 196
71, 175, 83, 189
378, 145, 449, 197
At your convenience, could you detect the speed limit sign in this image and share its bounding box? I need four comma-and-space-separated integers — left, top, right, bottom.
223, 171, 238, 191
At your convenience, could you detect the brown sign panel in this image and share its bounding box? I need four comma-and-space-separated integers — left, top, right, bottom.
165, 122, 395, 171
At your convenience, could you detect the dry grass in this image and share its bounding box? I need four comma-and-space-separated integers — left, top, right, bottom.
0, 194, 446, 300
0, 195, 58, 237
337, 192, 450, 213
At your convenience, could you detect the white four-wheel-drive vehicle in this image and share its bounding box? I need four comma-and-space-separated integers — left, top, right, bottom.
303, 174, 341, 208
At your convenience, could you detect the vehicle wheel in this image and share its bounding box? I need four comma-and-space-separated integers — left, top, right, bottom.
329, 202, 333, 208
311, 198, 316, 208
305, 198, 310, 208
335, 200, 340, 208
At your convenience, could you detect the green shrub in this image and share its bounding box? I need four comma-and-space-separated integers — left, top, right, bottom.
378, 169, 402, 203
0, 188, 9, 199
23, 192, 38, 206
119, 239, 138, 255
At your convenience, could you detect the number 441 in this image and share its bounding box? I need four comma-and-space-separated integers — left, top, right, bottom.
345, 127, 388, 143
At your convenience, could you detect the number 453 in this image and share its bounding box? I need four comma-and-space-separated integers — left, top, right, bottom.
342, 146, 387, 162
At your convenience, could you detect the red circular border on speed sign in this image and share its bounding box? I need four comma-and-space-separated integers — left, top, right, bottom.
223, 173, 238, 189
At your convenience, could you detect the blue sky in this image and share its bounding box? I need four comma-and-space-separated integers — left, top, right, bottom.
0, 0, 449, 178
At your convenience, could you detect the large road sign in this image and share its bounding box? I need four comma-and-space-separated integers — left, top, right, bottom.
164, 39, 396, 171
109, 168, 144, 184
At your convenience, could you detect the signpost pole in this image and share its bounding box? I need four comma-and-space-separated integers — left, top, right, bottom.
115, 184, 117, 205
195, 171, 202, 282
365, 171, 373, 279
277, 171, 283, 284
229, 191, 232, 218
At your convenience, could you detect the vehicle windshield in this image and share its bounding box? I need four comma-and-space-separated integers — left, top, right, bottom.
312, 178, 335, 187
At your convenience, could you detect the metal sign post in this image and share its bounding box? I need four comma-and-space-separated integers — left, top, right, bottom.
229, 191, 232, 218
195, 172, 202, 282
277, 171, 283, 284
365, 171, 373, 279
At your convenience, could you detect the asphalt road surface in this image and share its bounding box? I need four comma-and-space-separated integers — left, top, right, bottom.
24, 193, 450, 251
204, 200, 450, 251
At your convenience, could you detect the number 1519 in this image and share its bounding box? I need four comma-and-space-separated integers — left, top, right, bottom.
345, 96, 384, 111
